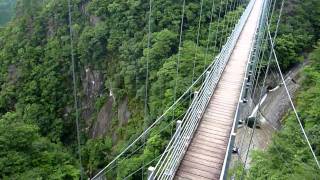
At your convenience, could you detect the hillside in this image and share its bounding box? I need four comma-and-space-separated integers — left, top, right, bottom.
0, 0, 319, 179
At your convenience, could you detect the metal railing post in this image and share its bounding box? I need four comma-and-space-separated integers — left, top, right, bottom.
148, 166, 155, 180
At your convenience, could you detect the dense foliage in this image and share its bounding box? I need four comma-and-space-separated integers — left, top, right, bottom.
245, 0, 320, 179
0, 0, 244, 178
247, 41, 320, 179
0, 0, 319, 179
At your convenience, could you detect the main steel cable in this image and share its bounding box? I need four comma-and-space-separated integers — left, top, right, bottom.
91, 64, 211, 179
123, 153, 163, 180
101, 119, 177, 177
67, 0, 83, 179
98, 92, 192, 178
252, 0, 279, 99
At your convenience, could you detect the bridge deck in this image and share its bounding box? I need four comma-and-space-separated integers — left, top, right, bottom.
175, 0, 263, 179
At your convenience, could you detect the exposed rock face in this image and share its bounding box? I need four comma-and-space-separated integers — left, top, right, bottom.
8, 65, 18, 83
91, 96, 113, 138
82, 66, 104, 124
118, 96, 131, 126
79, 0, 100, 26
89, 15, 100, 26
90, 96, 131, 138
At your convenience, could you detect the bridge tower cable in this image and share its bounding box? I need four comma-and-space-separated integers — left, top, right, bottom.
67, 0, 83, 179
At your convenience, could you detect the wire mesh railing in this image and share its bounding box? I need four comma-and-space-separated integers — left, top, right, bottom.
91, 52, 220, 180
149, 0, 257, 179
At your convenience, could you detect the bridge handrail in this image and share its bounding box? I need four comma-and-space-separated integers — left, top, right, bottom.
150, 0, 257, 179
219, 0, 269, 179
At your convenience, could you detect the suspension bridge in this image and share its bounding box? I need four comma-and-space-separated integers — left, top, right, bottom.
70, 0, 320, 179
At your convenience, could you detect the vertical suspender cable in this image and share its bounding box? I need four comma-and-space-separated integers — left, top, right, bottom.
142, 0, 153, 178
237, 0, 274, 155
225, 0, 236, 42
267, 24, 320, 170
203, 0, 216, 72
191, 0, 204, 84
173, 0, 186, 118
67, 0, 83, 179
250, 0, 277, 98
214, 0, 223, 52
239, 0, 272, 173
219, 0, 229, 50
230, 0, 239, 30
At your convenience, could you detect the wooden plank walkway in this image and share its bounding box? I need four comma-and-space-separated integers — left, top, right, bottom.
174, 0, 264, 179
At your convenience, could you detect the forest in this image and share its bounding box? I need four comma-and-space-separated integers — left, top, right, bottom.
0, 0, 319, 179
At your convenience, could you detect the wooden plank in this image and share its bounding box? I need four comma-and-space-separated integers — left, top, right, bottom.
184, 151, 223, 169
199, 121, 231, 131
201, 118, 232, 126
181, 159, 221, 177
178, 165, 216, 179
184, 153, 224, 167
175, 0, 264, 178
176, 171, 208, 180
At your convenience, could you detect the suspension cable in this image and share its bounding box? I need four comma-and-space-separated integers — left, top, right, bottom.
203, 0, 216, 72
238, 0, 273, 157
91, 59, 213, 179
142, 0, 153, 178
191, 0, 204, 84
144, 0, 152, 123
214, 0, 223, 52
67, 0, 83, 179
173, 0, 186, 115
267, 28, 320, 169
219, 0, 229, 50
250, 0, 277, 98
123, 153, 163, 180
239, 0, 275, 176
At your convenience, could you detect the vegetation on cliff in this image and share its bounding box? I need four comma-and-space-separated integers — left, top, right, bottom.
0, 0, 319, 179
